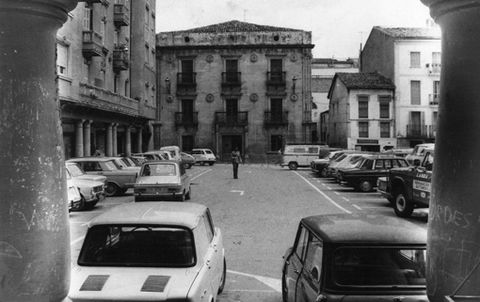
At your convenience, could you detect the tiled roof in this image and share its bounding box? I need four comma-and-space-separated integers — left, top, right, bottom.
163, 20, 303, 34
375, 26, 441, 39
335, 72, 395, 90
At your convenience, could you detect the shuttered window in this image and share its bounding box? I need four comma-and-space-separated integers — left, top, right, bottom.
411, 81, 421, 105
410, 52, 421, 68
358, 122, 369, 138
358, 96, 369, 118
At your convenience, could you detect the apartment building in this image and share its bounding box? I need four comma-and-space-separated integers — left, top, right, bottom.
155, 20, 315, 161
312, 58, 359, 143
57, 0, 156, 158
361, 26, 441, 147
327, 72, 396, 151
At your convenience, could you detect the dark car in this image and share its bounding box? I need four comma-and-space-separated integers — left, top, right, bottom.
337, 154, 409, 192
282, 214, 427, 302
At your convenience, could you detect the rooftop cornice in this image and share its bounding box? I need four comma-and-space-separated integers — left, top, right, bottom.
421, 0, 480, 19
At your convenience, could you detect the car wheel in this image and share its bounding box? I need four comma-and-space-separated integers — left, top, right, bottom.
320, 168, 328, 178
200, 161, 205, 166
288, 162, 298, 170
218, 258, 226, 294
394, 190, 414, 217
177, 192, 186, 202
185, 163, 192, 169
358, 180, 373, 192
104, 182, 119, 197
209, 162, 214, 166
185, 187, 191, 200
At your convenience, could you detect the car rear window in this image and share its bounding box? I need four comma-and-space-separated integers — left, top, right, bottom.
333, 247, 426, 287
205, 150, 213, 154
141, 164, 176, 176
78, 225, 195, 267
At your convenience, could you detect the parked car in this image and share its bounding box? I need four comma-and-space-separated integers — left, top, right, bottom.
66, 166, 105, 211
191, 148, 216, 166
66, 162, 107, 184
180, 151, 196, 168
66, 157, 138, 197
327, 152, 366, 179
405, 143, 434, 165
280, 144, 325, 170
66, 178, 81, 212
69, 202, 226, 302
109, 156, 141, 174
160, 145, 182, 161
382, 148, 413, 158
134, 160, 191, 201
337, 154, 410, 192
132, 152, 164, 161
311, 150, 345, 177
282, 214, 427, 302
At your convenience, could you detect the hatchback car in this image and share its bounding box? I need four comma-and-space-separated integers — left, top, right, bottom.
134, 160, 191, 201
66, 166, 105, 211
282, 214, 427, 302
69, 202, 226, 302
191, 148, 216, 165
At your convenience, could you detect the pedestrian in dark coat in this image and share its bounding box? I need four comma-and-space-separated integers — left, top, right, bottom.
231, 147, 242, 179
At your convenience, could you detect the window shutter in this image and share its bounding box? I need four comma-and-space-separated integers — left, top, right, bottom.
83, 8, 91, 31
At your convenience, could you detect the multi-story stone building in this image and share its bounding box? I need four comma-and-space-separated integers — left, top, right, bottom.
155, 20, 314, 161
327, 72, 396, 151
57, 0, 156, 158
361, 26, 441, 147
312, 58, 359, 143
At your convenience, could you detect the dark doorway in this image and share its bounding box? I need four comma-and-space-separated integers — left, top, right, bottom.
182, 99, 194, 123
182, 135, 194, 151
226, 99, 238, 123
222, 135, 242, 160
271, 98, 283, 122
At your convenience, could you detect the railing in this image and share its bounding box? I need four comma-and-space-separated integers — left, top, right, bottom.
264, 111, 289, 126
82, 30, 103, 57
79, 83, 140, 117
221, 72, 241, 85
406, 124, 437, 138
177, 72, 197, 85
426, 63, 441, 75
429, 93, 440, 105
175, 112, 199, 127
113, 45, 129, 71
114, 1, 130, 27
215, 112, 248, 126
266, 72, 286, 85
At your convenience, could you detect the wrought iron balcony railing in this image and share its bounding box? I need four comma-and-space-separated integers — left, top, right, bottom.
266, 71, 286, 85
221, 72, 241, 85
264, 111, 289, 126
113, 45, 129, 72
429, 93, 440, 105
175, 112, 198, 127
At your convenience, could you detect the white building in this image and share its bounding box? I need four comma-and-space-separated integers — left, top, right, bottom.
361, 26, 441, 147
327, 72, 396, 151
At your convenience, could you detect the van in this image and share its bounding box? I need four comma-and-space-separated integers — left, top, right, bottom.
280, 144, 324, 170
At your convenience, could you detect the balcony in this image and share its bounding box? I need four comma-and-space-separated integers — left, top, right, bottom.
221, 72, 242, 95
426, 63, 441, 75
429, 93, 440, 105
215, 112, 248, 127
175, 112, 199, 128
82, 30, 103, 58
176, 72, 197, 96
114, 1, 130, 27
264, 111, 289, 127
113, 45, 129, 72
266, 71, 286, 95
406, 124, 437, 139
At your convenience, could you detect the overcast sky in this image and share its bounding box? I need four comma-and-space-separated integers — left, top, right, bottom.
155, 0, 433, 59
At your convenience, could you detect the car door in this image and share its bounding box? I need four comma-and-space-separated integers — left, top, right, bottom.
295, 234, 323, 302
205, 210, 224, 290
284, 224, 308, 301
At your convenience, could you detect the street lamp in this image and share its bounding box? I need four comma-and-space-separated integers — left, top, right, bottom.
292, 76, 298, 94
165, 77, 171, 95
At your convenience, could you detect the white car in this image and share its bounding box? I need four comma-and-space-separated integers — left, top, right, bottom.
66, 178, 81, 212
191, 148, 216, 166
66, 165, 105, 211
69, 202, 226, 302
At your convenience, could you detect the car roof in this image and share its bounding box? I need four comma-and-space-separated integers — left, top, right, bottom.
89, 202, 207, 229
360, 154, 406, 160
141, 160, 179, 165
302, 214, 427, 245
67, 157, 113, 162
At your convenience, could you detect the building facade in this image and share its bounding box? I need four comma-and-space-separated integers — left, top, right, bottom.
155, 20, 314, 161
327, 72, 396, 151
361, 26, 441, 148
312, 58, 359, 144
57, 0, 156, 158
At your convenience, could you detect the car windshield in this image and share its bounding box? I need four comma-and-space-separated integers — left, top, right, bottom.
142, 164, 177, 176
333, 247, 426, 287
78, 225, 195, 267
67, 164, 85, 177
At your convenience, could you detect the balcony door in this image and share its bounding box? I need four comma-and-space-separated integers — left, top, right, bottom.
271, 98, 283, 122
181, 59, 194, 83
270, 59, 283, 82
410, 111, 424, 136
225, 59, 238, 82
182, 99, 194, 123
226, 99, 238, 122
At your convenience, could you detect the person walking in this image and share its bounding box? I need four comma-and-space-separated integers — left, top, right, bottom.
231, 147, 242, 179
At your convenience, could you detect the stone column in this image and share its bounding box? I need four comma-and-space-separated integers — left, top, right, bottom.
420, 1, 480, 300
112, 123, 118, 156
83, 120, 92, 156
106, 123, 113, 156
147, 121, 154, 150
125, 126, 132, 156
75, 120, 84, 157
137, 127, 143, 153
0, 1, 78, 301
